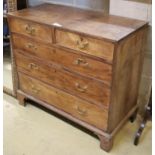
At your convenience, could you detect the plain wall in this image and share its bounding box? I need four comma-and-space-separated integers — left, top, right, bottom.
110, 0, 152, 24
28, 0, 109, 12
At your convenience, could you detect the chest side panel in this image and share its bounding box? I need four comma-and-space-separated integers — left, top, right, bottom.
108, 26, 147, 132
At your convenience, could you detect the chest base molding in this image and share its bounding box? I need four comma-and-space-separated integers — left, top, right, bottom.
17, 90, 138, 152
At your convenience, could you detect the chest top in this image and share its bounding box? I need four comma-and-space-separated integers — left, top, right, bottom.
8, 3, 147, 42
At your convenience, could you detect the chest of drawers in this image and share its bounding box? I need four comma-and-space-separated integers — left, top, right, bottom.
8, 4, 148, 151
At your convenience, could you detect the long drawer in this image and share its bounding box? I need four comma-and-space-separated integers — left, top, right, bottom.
15, 51, 110, 107
12, 34, 112, 85
9, 18, 52, 43
55, 29, 114, 62
18, 73, 108, 130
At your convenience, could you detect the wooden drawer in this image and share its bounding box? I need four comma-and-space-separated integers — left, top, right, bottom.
55, 29, 114, 62
12, 34, 112, 85
15, 51, 111, 107
9, 18, 52, 43
18, 73, 108, 130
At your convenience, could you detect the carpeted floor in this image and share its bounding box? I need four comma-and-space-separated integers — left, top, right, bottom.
3, 93, 152, 155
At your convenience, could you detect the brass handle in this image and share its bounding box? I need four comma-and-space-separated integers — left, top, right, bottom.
75, 82, 87, 93
74, 58, 88, 67
26, 43, 37, 50
30, 27, 35, 35
31, 85, 40, 94
25, 24, 36, 35
75, 105, 87, 116
77, 38, 89, 49
28, 63, 39, 70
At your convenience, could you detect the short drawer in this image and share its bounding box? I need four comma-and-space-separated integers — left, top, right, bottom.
9, 18, 52, 43
15, 51, 111, 107
55, 29, 114, 62
12, 34, 112, 85
18, 73, 108, 130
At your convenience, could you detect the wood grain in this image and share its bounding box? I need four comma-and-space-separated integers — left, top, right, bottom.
8, 17, 52, 43
18, 72, 108, 130
15, 51, 111, 107
17, 90, 27, 106
12, 34, 112, 84
7, 3, 148, 151
55, 29, 114, 61
7, 3, 147, 42
98, 134, 113, 152
108, 26, 148, 132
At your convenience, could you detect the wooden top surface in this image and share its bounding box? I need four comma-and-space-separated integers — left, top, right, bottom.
8, 3, 148, 42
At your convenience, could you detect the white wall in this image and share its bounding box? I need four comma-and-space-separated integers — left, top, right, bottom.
110, 0, 152, 24
28, 0, 43, 6
28, 0, 109, 12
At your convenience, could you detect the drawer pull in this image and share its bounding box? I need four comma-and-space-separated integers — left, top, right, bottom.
75, 82, 87, 93
28, 63, 39, 70
25, 24, 36, 35
75, 105, 87, 116
77, 38, 89, 49
74, 58, 88, 67
31, 85, 40, 94
26, 43, 37, 50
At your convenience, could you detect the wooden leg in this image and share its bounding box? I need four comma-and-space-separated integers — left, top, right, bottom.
97, 134, 113, 152
134, 113, 148, 145
17, 92, 27, 106
134, 102, 151, 145
130, 108, 138, 123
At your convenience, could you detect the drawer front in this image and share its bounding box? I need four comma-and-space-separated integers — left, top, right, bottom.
55, 29, 114, 62
18, 73, 108, 130
9, 18, 52, 43
12, 34, 112, 85
15, 51, 111, 107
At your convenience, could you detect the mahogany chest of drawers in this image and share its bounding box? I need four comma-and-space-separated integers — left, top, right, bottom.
8, 4, 148, 151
